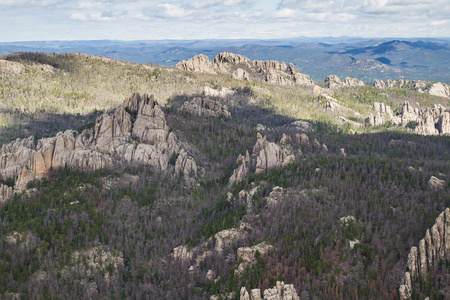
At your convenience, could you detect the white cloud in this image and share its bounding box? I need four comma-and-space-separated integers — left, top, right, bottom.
430, 20, 447, 26
0, 0, 61, 6
70, 10, 115, 22
0, 0, 33, 5
157, 3, 190, 18
306, 12, 356, 22
90, 11, 114, 21
274, 8, 296, 18
70, 12, 88, 21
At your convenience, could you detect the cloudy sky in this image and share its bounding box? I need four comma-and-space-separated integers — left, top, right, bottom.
1, 0, 449, 42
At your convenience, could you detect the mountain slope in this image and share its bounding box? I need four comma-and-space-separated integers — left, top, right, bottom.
0, 52, 449, 299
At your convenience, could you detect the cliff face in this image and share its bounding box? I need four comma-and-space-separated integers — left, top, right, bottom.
0, 93, 198, 195
399, 208, 450, 299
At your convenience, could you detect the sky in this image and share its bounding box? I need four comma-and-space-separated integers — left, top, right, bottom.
1, 0, 449, 42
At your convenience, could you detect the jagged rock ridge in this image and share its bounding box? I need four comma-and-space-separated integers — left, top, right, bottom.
0, 93, 198, 195
374, 79, 450, 99
365, 101, 450, 135
229, 133, 296, 185
239, 281, 300, 300
399, 208, 450, 299
324, 75, 365, 89
176, 52, 314, 87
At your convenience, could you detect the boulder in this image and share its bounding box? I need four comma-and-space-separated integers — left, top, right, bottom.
180, 97, 231, 118
232, 68, 251, 81
206, 270, 216, 281
0, 59, 25, 74
324, 75, 341, 89
427, 176, 445, 190
428, 82, 450, 98
343, 77, 365, 87
284, 120, 313, 132
295, 133, 310, 147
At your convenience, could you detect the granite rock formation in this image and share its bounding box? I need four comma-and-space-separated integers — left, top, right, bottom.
0, 184, 13, 203
374, 79, 450, 99
0, 93, 198, 195
325, 75, 365, 89
239, 281, 300, 300
180, 97, 231, 118
399, 208, 450, 299
427, 176, 446, 191
0, 59, 25, 74
176, 53, 314, 87
229, 133, 295, 184
365, 101, 450, 135
235, 242, 274, 275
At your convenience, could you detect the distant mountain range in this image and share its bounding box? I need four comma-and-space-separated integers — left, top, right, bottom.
1, 37, 449, 83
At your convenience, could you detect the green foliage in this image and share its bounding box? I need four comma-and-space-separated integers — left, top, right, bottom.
406, 121, 418, 130
169, 151, 179, 166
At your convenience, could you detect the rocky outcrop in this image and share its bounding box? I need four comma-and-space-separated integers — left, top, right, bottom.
266, 63, 314, 86
240, 281, 300, 300
232, 68, 251, 81
237, 242, 273, 263
374, 79, 450, 99
0, 93, 198, 194
437, 112, 450, 134
176, 53, 314, 87
180, 97, 231, 118
428, 82, 450, 98
427, 176, 446, 191
265, 186, 285, 208
229, 133, 295, 184
175, 54, 215, 73
365, 102, 394, 127
0, 184, 13, 202
235, 242, 274, 276
253, 133, 295, 174
325, 75, 365, 89
365, 101, 449, 135
174, 224, 251, 279
0, 59, 25, 74
295, 133, 310, 147
229, 151, 252, 185
203, 86, 235, 98
399, 208, 450, 299
284, 120, 314, 132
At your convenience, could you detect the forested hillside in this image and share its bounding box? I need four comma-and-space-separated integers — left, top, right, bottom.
0, 52, 448, 299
